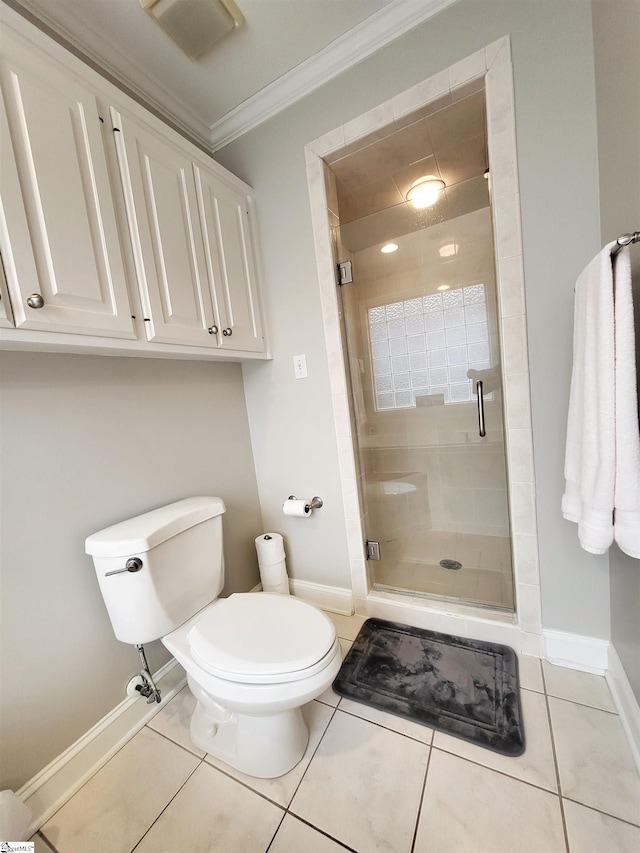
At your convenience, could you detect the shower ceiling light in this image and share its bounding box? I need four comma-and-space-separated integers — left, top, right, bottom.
439, 242, 458, 258
437, 284, 450, 291
381, 243, 399, 253
406, 176, 445, 209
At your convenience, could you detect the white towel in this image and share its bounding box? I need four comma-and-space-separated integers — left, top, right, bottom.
562, 242, 640, 557
612, 247, 640, 557
562, 242, 617, 553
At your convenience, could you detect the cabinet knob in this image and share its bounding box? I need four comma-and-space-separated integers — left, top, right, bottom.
222, 327, 233, 337
27, 293, 45, 309
208, 325, 218, 335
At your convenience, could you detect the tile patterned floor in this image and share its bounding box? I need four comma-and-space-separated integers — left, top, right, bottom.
33, 613, 640, 853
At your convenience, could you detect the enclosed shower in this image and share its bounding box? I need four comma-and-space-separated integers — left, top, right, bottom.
328, 84, 514, 611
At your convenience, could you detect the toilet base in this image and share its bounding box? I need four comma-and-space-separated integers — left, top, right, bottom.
189, 688, 310, 778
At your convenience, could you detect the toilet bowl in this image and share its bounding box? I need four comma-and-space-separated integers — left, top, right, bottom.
163, 593, 342, 777
85, 497, 342, 780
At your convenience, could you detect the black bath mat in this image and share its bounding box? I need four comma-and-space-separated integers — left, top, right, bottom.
333, 618, 524, 756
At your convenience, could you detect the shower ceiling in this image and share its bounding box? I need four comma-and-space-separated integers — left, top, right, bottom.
330, 82, 489, 252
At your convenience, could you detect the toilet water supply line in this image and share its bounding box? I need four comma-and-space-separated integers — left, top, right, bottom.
134, 644, 162, 703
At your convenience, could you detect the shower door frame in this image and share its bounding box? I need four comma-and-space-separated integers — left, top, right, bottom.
305, 37, 543, 654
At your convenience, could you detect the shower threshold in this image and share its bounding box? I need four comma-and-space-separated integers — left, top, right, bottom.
372, 580, 515, 614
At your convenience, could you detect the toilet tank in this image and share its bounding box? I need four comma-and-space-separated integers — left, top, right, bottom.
86, 497, 226, 644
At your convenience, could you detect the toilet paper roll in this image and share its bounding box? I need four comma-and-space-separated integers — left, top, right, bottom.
255, 534, 290, 595
263, 578, 290, 595
255, 532, 285, 566
260, 561, 290, 595
283, 498, 311, 518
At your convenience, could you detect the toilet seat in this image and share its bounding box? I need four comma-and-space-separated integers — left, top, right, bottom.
188, 593, 337, 684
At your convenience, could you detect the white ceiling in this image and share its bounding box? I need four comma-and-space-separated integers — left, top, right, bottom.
3, 0, 457, 149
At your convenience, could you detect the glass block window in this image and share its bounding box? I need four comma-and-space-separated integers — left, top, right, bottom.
368, 284, 491, 410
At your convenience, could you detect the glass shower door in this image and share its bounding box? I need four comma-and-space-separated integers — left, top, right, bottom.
341, 206, 514, 610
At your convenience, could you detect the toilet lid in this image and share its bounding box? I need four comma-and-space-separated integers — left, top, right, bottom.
188, 593, 337, 684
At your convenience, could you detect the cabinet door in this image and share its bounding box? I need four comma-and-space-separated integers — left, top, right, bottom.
0, 44, 134, 338
110, 107, 218, 348
195, 167, 264, 352
0, 255, 15, 328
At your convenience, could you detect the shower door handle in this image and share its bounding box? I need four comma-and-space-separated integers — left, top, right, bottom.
476, 380, 486, 438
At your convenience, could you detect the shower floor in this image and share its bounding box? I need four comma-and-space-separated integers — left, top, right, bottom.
373, 529, 514, 610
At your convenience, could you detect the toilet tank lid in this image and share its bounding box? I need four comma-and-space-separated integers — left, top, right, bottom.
85, 497, 225, 558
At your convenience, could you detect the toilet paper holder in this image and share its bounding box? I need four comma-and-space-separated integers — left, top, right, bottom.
288, 495, 323, 512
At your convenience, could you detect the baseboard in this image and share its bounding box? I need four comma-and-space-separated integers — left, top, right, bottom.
543, 628, 609, 674
18, 659, 186, 836
288, 579, 354, 615
606, 644, 640, 775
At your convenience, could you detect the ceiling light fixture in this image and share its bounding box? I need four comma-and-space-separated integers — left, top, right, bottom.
439, 242, 458, 259
406, 175, 445, 209
437, 284, 450, 291
381, 243, 399, 254
140, 0, 244, 59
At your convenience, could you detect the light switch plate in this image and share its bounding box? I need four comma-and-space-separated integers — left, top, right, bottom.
293, 354, 307, 379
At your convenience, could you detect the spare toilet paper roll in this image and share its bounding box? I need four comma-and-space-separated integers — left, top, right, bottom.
255, 533, 290, 595
259, 560, 290, 595
282, 498, 312, 518
255, 532, 285, 566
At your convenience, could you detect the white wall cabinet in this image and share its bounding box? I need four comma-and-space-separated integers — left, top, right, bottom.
0, 257, 14, 329
0, 38, 136, 339
109, 106, 218, 349
0, 17, 267, 360
109, 107, 264, 352
195, 166, 264, 352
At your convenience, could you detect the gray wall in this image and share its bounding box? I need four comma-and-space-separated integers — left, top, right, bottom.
217, 0, 611, 638
592, 0, 640, 699
0, 353, 262, 790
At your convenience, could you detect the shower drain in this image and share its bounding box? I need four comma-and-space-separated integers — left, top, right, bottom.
440, 558, 463, 571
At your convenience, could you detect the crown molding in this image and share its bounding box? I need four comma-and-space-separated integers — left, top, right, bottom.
209, 0, 458, 151
4, 0, 458, 154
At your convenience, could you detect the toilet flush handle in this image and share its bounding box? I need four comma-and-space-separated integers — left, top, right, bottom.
105, 557, 143, 577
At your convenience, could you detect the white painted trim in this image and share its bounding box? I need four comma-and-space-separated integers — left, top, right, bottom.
288, 579, 354, 615
606, 644, 640, 775
209, 0, 458, 150
7, 0, 458, 154
543, 628, 609, 674
18, 659, 186, 836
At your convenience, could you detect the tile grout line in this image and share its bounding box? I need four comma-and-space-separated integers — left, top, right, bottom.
285, 704, 340, 807
37, 723, 181, 845
410, 737, 434, 853
429, 743, 559, 797
129, 756, 205, 852
541, 664, 571, 853
561, 796, 640, 830
144, 721, 206, 759
280, 812, 359, 853
263, 809, 287, 853
35, 830, 61, 853
336, 703, 434, 746
546, 691, 619, 716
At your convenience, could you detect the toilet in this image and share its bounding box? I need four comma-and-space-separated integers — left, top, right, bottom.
85, 496, 342, 778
